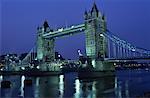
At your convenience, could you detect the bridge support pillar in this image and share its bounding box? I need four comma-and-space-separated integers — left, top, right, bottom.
37, 27, 44, 61
37, 34, 55, 62
84, 3, 108, 59
43, 38, 55, 62
37, 21, 55, 62
92, 60, 115, 71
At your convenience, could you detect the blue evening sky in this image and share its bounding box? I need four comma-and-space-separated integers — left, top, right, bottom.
1, 0, 150, 59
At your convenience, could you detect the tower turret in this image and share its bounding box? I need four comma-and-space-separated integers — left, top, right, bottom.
43, 20, 49, 32
84, 10, 88, 20
91, 2, 99, 17
43, 20, 53, 32
102, 14, 107, 32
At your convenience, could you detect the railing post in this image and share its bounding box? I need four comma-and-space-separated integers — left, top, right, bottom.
122, 45, 125, 58
113, 43, 116, 58
107, 38, 111, 58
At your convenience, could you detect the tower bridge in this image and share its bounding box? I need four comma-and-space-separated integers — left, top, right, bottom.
21, 3, 150, 71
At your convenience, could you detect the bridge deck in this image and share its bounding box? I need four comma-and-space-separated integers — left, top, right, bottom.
43, 24, 85, 38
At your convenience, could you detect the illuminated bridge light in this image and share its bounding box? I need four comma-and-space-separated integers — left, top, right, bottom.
71, 26, 74, 28
132, 49, 136, 52
100, 34, 104, 37
58, 28, 63, 32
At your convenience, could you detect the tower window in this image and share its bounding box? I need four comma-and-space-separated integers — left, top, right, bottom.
91, 41, 94, 45
47, 42, 49, 46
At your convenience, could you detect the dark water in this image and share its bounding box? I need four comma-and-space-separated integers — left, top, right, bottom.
0, 70, 150, 98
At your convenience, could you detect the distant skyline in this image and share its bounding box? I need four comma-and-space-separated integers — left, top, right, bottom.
1, 0, 150, 59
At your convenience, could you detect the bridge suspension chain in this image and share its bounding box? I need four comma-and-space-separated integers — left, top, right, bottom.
103, 30, 150, 59
21, 45, 37, 65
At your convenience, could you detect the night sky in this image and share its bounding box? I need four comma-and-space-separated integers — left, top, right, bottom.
1, 0, 150, 59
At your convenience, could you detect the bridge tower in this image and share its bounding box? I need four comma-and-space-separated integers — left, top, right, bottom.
84, 3, 107, 60
37, 21, 55, 62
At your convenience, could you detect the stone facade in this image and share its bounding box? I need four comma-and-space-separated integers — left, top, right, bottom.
37, 21, 55, 62
84, 3, 108, 59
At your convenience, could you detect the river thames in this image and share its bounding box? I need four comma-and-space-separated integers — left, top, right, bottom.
0, 69, 150, 98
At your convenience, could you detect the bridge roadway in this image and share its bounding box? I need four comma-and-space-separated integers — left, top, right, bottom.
43, 24, 85, 38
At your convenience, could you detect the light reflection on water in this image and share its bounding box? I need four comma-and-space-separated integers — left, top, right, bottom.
34, 77, 39, 98
20, 75, 25, 97
0, 75, 2, 84
59, 75, 64, 98
0, 70, 150, 98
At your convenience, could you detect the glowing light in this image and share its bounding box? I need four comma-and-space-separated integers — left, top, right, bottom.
0, 75, 3, 84
60, 65, 63, 69
132, 49, 136, 51
21, 67, 25, 70
74, 79, 80, 98
59, 75, 64, 84
71, 26, 74, 28
100, 34, 104, 37
58, 28, 63, 32
36, 66, 40, 69
77, 49, 83, 56
77, 49, 81, 53
92, 59, 96, 68
58, 54, 61, 58
20, 75, 25, 97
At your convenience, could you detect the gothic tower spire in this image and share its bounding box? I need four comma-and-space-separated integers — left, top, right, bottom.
43, 20, 49, 32
91, 2, 100, 17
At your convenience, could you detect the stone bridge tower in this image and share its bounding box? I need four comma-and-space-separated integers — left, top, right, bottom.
37, 21, 55, 62
84, 3, 108, 60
